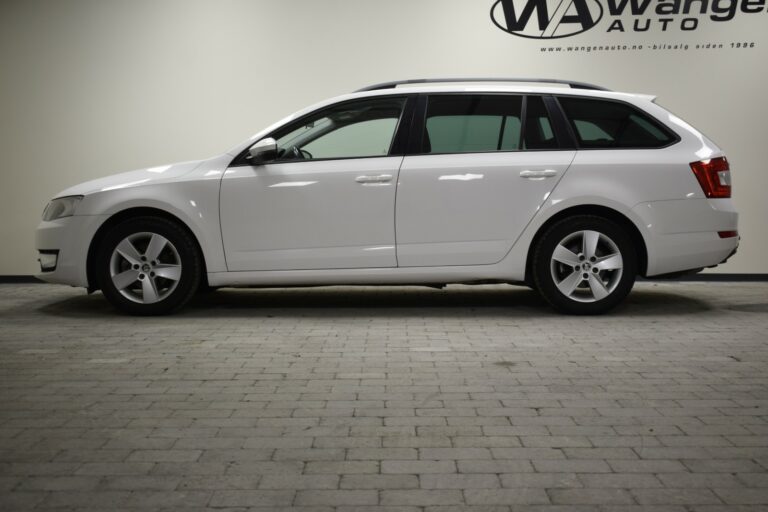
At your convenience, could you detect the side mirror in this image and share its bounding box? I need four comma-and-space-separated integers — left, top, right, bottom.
248, 137, 278, 163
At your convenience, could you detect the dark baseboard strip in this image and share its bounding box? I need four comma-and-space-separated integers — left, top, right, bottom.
0, 275, 43, 283
1, 274, 767, 285
643, 273, 768, 282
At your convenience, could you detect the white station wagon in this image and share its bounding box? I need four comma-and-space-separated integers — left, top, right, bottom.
36, 78, 739, 315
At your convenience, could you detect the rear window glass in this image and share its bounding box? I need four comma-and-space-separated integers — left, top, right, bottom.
424, 95, 523, 154
557, 97, 676, 149
422, 95, 561, 154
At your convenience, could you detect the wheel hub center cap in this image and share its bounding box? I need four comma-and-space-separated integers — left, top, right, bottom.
583, 263, 591, 270
142, 263, 151, 272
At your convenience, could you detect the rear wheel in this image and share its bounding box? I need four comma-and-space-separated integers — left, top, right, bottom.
532, 215, 636, 314
97, 217, 201, 315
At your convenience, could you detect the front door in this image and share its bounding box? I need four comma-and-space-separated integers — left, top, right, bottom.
220, 96, 408, 271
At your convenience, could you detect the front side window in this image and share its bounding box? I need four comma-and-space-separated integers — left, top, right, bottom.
557, 96, 676, 149
273, 97, 406, 161
423, 95, 523, 154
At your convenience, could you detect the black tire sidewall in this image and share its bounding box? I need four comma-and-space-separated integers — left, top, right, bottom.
533, 216, 637, 315
97, 217, 201, 315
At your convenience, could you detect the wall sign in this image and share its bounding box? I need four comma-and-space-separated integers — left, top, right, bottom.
491, 0, 763, 49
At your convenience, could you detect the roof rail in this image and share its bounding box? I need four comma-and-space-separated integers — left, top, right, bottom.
355, 78, 610, 93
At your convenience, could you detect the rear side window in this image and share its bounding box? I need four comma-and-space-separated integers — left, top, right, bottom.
423, 95, 523, 154
557, 96, 676, 149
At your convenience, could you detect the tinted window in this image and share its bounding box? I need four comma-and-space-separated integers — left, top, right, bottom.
524, 96, 557, 150
558, 96, 675, 148
273, 97, 406, 160
423, 95, 523, 154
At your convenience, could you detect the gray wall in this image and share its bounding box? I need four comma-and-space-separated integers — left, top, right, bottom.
1, 0, 767, 274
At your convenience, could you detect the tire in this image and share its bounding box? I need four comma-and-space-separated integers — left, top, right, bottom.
532, 215, 637, 315
96, 216, 202, 315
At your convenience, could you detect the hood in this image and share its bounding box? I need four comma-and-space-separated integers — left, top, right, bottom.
54, 159, 205, 198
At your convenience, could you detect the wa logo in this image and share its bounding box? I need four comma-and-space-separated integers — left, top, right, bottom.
491, 0, 603, 39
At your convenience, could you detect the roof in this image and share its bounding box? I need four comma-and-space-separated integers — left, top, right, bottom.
344, 79, 656, 103
355, 78, 610, 92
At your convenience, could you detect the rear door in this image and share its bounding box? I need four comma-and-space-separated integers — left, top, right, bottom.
395, 94, 575, 267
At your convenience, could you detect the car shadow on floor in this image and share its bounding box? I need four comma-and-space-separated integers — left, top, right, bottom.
34, 285, 713, 319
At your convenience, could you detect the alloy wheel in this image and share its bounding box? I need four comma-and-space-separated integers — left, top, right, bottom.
549, 230, 624, 303
109, 232, 182, 304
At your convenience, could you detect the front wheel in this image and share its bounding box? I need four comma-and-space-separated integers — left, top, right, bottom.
96, 216, 201, 315
532, 216, 637, 315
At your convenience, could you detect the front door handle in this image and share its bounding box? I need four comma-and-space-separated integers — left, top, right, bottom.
355, 174, 393, 184
519, 169, 558, 179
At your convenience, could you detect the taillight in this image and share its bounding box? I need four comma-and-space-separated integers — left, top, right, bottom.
690, 157, 731, 198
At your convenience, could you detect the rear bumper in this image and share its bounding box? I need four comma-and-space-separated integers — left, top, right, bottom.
643, 232, 739, 276
633, 198, 739, 276
35, 214, 107, 287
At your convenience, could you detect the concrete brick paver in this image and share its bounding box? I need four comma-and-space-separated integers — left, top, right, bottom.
0, 281, 767, 511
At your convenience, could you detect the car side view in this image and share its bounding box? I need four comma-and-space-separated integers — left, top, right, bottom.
36, 78, 739, 315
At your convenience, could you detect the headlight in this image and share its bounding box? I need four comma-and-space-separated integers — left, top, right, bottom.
42, 195, 83, 221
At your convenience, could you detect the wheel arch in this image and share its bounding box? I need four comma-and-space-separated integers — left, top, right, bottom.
524, 204, 649, 284
86, 207, 208, 292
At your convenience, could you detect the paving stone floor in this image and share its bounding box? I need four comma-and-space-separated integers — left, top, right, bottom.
0, 281, 767, 511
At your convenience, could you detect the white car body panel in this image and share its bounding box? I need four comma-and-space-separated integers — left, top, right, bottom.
220, 157, 402, 271
54, 160, 205, 197
35, 82, 739, 295
38, 154, 232, 286
395, 151, 575, 266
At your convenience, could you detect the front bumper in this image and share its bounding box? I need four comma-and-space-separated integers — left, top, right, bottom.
35, 214, 108, 287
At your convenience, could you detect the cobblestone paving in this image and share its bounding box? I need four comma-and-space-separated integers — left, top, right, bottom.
0, 281, 767, 511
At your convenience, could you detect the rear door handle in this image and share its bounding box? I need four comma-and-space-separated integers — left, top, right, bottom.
355, 174, 393, 184
519, 169, 558, 179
